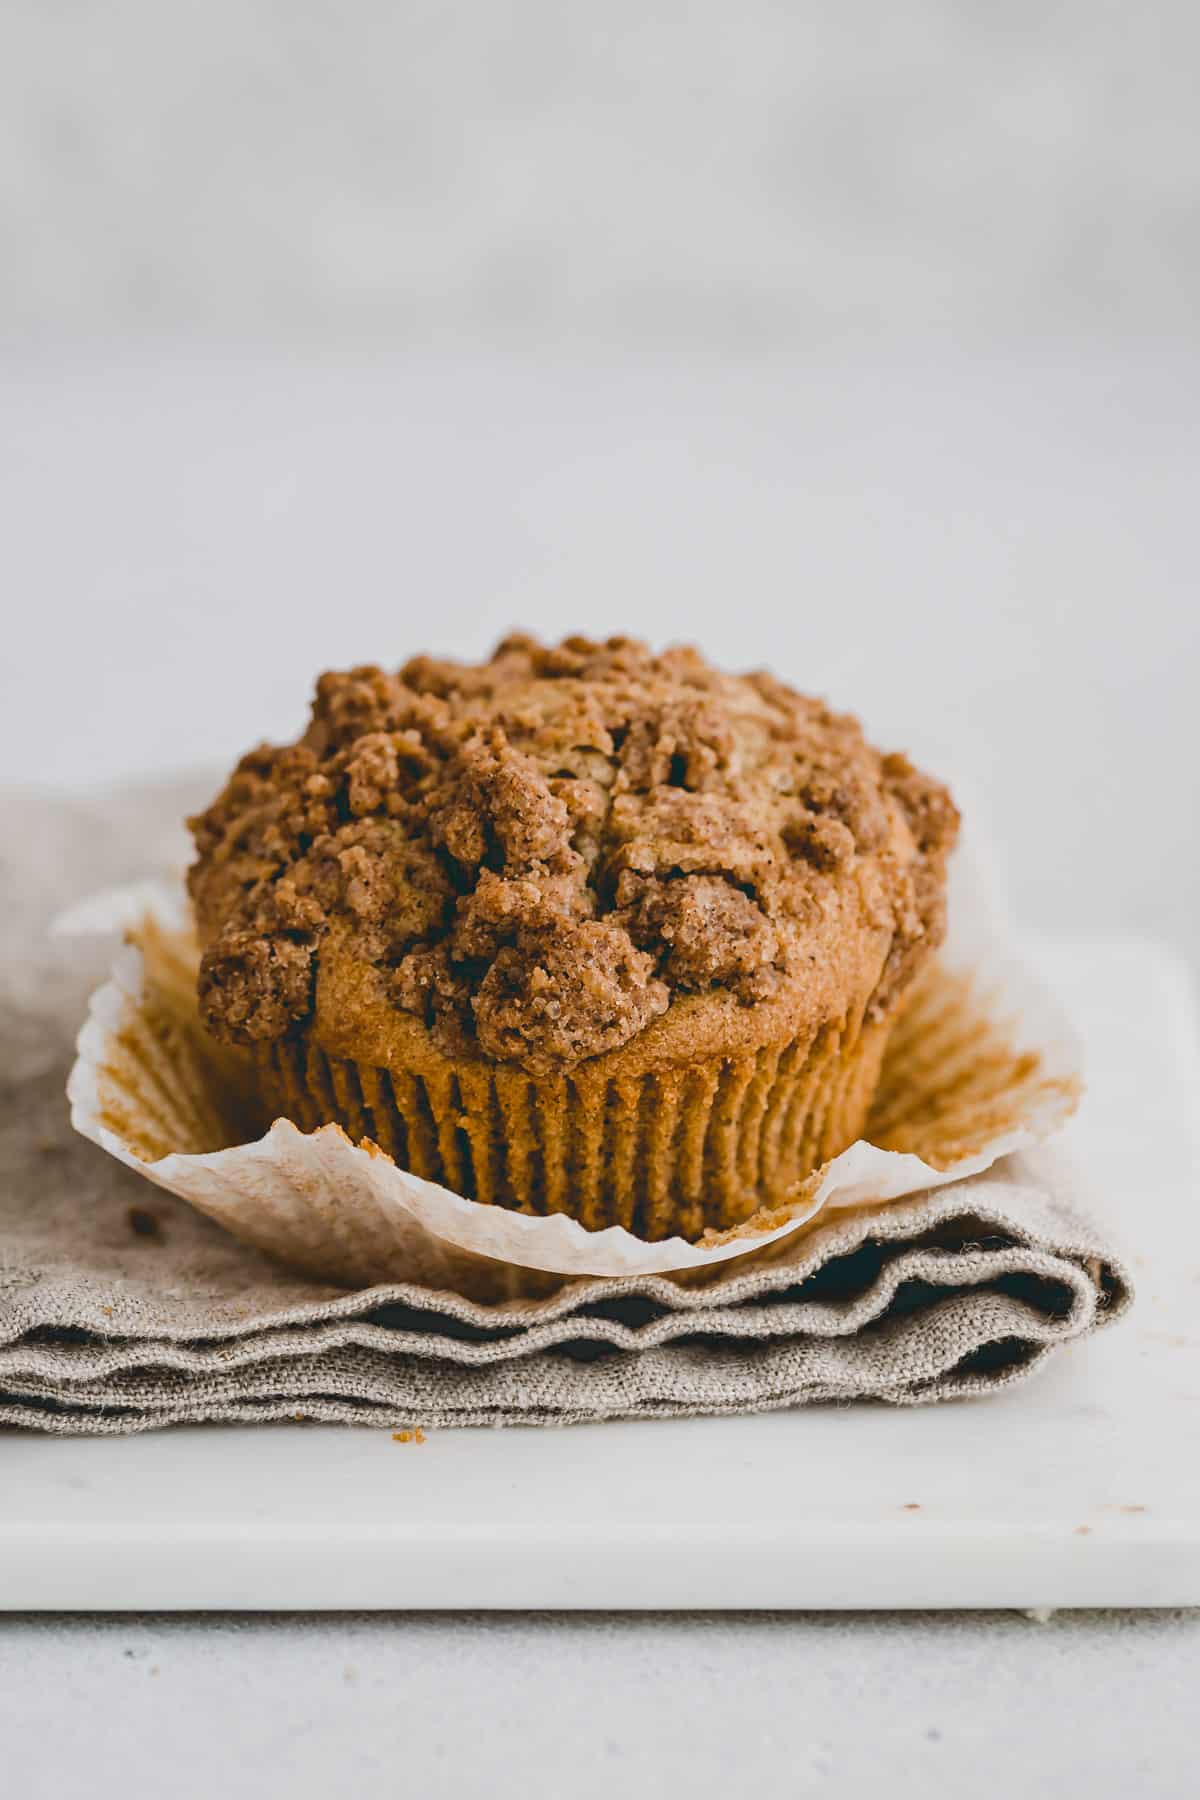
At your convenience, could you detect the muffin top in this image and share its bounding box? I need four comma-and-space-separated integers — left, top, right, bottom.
189, 634, 958, 1074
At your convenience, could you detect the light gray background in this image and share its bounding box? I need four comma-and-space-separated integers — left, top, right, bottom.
4, 0, 1199, 340
6, 341, 1198, 979
2, 4, 1197, 1795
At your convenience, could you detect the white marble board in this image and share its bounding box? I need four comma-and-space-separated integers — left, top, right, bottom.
2, 937, 1197, 1611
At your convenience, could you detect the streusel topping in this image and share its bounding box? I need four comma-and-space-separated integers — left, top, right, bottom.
189, 635, 958, 1071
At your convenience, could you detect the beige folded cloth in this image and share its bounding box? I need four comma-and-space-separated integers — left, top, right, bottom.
0, 783, 1131, 1435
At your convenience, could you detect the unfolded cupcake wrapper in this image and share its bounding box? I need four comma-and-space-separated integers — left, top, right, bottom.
61, 847, 1083, 1301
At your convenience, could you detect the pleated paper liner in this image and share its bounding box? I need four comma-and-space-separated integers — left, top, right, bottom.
252, 1008, 891, 1244
64, 871, 1082, 1302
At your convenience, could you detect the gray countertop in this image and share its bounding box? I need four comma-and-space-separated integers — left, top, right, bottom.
3, 1610, 1198, 1799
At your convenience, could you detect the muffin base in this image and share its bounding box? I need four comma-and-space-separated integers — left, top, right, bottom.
255, 1010, 890, 1242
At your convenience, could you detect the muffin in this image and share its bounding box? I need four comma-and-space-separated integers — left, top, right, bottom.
188, 634, 958, 1240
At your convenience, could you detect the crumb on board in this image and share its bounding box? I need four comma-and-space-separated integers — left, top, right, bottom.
392, 1427, 427, 1445
901, 1502, 921, 1512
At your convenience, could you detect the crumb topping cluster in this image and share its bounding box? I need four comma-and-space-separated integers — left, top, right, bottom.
189, 634, 958, 1071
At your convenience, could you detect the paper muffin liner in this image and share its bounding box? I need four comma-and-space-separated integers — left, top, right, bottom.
61, 847, 1083, 1301
251, 1008, 890, 1243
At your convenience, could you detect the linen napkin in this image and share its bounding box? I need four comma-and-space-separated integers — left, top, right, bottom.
0, 783, 1131, 1434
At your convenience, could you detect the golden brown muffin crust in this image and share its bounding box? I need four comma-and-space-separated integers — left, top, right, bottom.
189, 634, 958, 1072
